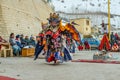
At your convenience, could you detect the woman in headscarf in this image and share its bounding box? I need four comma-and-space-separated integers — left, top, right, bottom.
111, 43, 119, 52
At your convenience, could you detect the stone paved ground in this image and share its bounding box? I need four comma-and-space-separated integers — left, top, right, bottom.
0, 51, 120, 80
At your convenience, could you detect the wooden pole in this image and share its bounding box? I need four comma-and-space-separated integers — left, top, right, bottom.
108, 0, 111, 40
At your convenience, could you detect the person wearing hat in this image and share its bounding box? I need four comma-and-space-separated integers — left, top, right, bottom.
15, 35, 22, 49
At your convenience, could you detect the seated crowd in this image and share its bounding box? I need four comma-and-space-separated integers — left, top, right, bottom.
0, 33, 36, 56
1, 32, 120, 57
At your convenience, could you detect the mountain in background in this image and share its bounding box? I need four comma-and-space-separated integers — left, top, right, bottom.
52, 0, 120, 15
52, 0, 120, 28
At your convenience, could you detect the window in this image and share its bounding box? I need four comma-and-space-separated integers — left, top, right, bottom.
86, 20, 89, 25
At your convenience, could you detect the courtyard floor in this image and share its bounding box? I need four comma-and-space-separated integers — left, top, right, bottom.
0, 51, 120, 80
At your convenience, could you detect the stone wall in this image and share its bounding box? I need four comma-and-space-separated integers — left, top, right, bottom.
0, 0, 53, 40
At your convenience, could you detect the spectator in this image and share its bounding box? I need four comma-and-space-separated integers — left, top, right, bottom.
30, 35, 33, 40
9, 33, 21, 56
0, 36, 8, 50
110, 32, 115, 46
78, 43, 84, 51
24, 36, 30, 46
0, 36, 7, 43
20, 34, 26, 47
111, 43, 119, 52
84, 41, 90, 50
29, 36, 36, 47
15, 35, 22, 48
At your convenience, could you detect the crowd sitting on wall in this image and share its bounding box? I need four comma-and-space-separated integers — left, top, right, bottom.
0, 33, 36, 56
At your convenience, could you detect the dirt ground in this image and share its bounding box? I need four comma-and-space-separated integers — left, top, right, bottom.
0, 51, 120, 80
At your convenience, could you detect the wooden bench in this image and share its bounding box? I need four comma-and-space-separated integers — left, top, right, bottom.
0, 43, 13, 57
22, 48, 35, 57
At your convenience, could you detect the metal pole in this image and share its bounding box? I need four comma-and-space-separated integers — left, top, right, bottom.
108, 0, 111, 40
